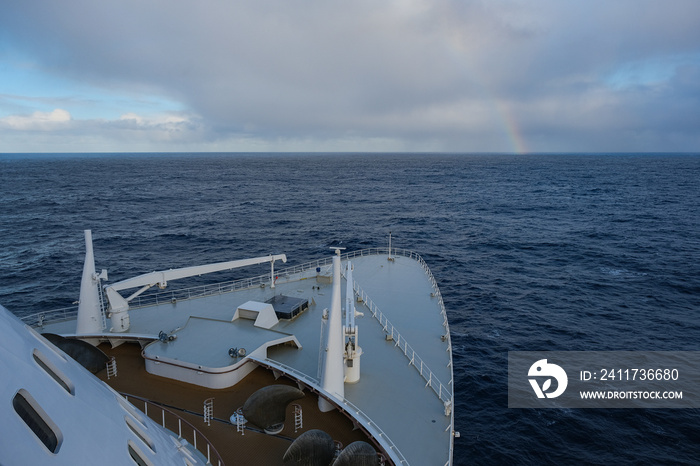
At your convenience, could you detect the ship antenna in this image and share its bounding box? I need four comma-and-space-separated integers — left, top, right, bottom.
388, 231, 394, 262
330, 246, 346, 257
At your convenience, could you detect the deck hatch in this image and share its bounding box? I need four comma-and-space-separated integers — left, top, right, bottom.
265, 294, 309, 319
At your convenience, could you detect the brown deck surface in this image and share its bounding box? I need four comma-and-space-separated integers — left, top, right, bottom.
96, 342, 376, 466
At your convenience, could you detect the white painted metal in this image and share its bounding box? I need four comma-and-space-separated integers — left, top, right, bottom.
108, 254, 287, 293
0, 304, 207, 466
106, 357, 118, 380
104, 253, 286, 332
232, 408, 246, 435
345, 262, 355, 332
144, 342, 300, 390
233, 301, 279, 329
343, 261, 362, 384
270, 258, 277, 288
76, 230, 105, 341
203, 398, 214, 427
29, 237, 456, 466
293, 404, 303, 433
318, 254, 345, 412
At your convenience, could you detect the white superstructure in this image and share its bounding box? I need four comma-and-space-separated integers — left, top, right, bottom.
0, 304, 214, 466
9, 231, 456, 465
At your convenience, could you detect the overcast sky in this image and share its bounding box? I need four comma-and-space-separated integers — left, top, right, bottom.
1, 0, 699, 153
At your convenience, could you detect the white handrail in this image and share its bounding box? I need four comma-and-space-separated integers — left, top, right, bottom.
22, 248, 447, 323
23, 248, 453, 388
24, 247, 455, 464
351, 281, 452, 407
250, 356, 410, 466
122, 393, 224, 466
21, 306, 79, 328
22, 249, 454, 407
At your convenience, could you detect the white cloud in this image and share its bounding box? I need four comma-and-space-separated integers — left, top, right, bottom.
1, 108, 71, 131
118, 112, 188, 127
109, 112, 203, 144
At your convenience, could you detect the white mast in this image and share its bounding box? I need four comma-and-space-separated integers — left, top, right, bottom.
388, 231, 395, 262
343, 261, 362, 383
345, 262, 355, 331
318, 252, 345, 412
76, 230, 107, 344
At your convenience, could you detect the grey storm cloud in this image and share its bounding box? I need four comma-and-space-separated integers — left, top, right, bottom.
1, 0, 699, 152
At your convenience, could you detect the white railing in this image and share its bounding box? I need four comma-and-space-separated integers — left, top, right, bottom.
22, 247, 455, 464
106, 357, 118, 379
293, 403, 303, 433
203, 398, 214, 427
21, 306, 79, 328
22, 248, 444, 321
123, 247, 449, 309
22, 248, 440, 323
121, 393, 224, 466
250, 356, 410, 466
352, 281, 452, 407
233, 408, 246, 435
20, 249, 453, 405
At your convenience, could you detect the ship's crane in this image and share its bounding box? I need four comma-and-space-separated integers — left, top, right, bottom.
75, 229, 288, 336
104, 254, 287, 332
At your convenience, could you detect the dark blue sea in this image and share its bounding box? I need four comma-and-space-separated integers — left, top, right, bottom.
1, 153, 699, 465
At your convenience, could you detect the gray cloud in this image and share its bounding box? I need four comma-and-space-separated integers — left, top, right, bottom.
1, 0, 699, 152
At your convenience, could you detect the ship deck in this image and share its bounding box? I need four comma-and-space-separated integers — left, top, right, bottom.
40, 250, 455, 465
96, 341, 371, 466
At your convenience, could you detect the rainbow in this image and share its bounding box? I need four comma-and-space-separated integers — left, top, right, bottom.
443, 30, 529, 154
495, 99, 528, 154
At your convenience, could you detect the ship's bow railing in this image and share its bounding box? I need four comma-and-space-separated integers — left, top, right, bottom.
21, 306, 79, 328
250, 356, 410, 466
121, 393, 224, 466
20, 247, 455, 464
352, 281, 453, 408
19, 249, 428, 320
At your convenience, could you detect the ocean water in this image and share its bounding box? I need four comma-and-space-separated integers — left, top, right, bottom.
1, 152, 699, 465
